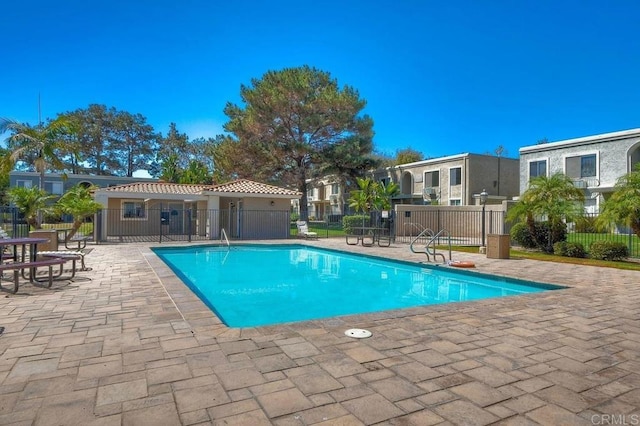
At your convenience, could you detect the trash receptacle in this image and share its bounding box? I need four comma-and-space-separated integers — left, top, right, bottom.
487, 234, 510, 259
29, 230, 58, 252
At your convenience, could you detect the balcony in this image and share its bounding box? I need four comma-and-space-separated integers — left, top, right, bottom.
572, 178, 600, 189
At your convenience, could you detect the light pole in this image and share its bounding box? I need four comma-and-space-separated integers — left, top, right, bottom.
480, 189, 488, 250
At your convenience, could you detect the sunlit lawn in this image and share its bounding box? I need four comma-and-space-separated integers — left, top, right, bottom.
444, 245, 640, 271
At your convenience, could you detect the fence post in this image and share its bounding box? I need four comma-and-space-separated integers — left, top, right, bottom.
159, 203, 163, 244
95, 210, 102, 243
187, 209, 192, 243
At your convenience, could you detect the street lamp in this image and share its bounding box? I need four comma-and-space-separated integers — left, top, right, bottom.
480, 189, 488, 249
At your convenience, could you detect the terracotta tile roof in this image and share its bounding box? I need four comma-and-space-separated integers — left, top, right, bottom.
102, 182, 210, 195
99, 179, 300, 197
206, 179, 301, 196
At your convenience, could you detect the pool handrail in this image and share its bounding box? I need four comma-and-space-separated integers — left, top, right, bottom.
426, 229, 451, 264
410, 227, 451, 264
410, 227, 435, 260
221, 228, 230, 248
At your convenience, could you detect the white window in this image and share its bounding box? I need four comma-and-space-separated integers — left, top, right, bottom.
449, 199, 461, 206
450, 168, 462, 186
16, 180, 32, 188
122, 201, 146, 219
331, 183, 339, 194
566, 154, 597, 178
44, 181, 63, 195
424, 171, 439, 187
529, 160, 547, 179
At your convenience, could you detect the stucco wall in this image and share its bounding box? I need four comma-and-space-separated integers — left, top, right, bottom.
519, 132, 640, 195
372, 154, 519, 206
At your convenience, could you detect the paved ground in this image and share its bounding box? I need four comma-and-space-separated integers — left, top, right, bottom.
0, 239, 639, 425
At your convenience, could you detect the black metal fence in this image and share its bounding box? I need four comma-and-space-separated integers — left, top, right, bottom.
0, 206, 29, 237
566, 213, 640, 258
96, 208, 292, 243
0, 206, 637, 257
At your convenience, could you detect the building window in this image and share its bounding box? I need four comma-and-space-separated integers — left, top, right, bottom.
450, 168, 461, 186
449, 199, 461, 206
566, 154, 596, 178
122, 201, 146, 219
331, 183, 339, 194
424, 171, 439, 187
380, 177, 390, 186
16, 180, 32, 188
44, 181, 63, 195
529, 160, 547, 178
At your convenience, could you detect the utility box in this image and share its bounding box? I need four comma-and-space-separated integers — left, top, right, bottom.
29, 230, 58, 252
487, 234, 510, 259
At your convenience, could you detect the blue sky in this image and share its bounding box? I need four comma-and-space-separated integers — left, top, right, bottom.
2, 0, 639, 165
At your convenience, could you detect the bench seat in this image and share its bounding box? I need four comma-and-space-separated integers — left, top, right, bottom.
0, 258, 69, 293
38, 250, 87, 271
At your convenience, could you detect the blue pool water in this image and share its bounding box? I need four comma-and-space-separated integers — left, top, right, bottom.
153, 244, 562, 328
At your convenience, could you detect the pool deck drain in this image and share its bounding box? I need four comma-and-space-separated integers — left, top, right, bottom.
345, 328, 372, 338
0, 238, 638, 425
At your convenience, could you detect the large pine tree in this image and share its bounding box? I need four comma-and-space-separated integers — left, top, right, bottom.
223, 66, 375, 219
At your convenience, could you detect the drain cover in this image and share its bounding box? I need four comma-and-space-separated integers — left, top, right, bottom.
345, 328, 372, 339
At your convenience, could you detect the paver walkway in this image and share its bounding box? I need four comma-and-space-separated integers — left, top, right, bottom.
0, 239, 639, 425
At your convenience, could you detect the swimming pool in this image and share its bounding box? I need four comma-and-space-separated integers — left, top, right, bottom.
153, 244, 563, 328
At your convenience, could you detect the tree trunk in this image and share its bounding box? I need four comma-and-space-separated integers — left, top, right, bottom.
66, 219, 84, 242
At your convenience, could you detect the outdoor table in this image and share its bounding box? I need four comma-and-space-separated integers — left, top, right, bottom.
346, 227, 391, 247
57, 228, 90, 249
0, 237, 48, 264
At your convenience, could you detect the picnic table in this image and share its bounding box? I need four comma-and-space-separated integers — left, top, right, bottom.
345, 227, 391, 247
57, 228, 91, 249
0, 237, 70, 293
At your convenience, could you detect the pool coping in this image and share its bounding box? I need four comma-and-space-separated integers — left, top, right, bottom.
142, 241, 570, 333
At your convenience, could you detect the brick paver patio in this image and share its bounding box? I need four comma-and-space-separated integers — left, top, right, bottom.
0, 239, 638, 425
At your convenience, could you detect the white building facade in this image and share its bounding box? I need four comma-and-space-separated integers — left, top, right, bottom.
519, 128, 640, 213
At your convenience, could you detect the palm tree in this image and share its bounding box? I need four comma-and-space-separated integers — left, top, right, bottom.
0, 117, 74, 190
7, 186, 56, 230
507, 173, 585, 252
374, 181, 400, 211
597, 165, 640, 238
348, 177, 376, 213
54, 185, 102, 241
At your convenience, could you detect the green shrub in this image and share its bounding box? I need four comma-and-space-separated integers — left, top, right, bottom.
589, 240, 629, 261
290, 213, 300, 222
342, 215, 370, 234
510, 222, 537, 249
510, 221, 566, 252
553, 241, 585, 258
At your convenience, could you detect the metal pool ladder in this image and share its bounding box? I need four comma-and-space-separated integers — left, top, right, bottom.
221, 228, 230, 248
410, 227, 451, 264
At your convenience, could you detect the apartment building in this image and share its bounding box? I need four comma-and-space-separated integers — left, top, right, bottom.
371, 153, 520, 206
519, 128, 640, 213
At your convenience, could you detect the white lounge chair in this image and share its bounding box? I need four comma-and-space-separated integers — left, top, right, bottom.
296, 221, 318, 239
